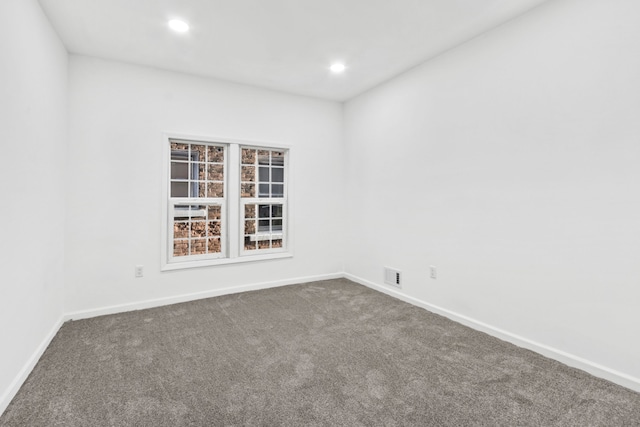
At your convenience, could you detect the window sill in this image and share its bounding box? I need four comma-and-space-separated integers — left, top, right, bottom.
161, 251, 292, 271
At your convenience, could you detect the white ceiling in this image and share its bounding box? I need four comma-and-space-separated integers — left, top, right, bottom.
38, 0, 549, 101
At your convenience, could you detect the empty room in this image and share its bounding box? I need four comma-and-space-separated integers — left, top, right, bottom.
1, 0, 639, 425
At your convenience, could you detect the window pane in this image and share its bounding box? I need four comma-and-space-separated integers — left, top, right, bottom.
208, 164, 224, 181
258, 150, 270, 165
241, 166, 255, 182
241, 148, 256, 165
244, 204, 256, 219
191, 145, 206, 163
258, 167, 269, 182
258, 220, 270, 232
258, 240, 270, 249
272, 239, 283, 248
207, 183, 224, 198
272, 168, 284, 183
174, 240, 189, 257
271, 204, 282, 218
258, 205, 270, 218
207, 146, 224, 163
272, 184, 284, 197
207, 205, 221, 220
170, 143, 189, 159
207, 220, 221, 236
258, 184, 270, 197
241, 183, 255, 198
208, 238, 221, 253
271, 151, 284, 166
192, 239, 206, 255
174, 222, 189, 239
191, 221, 206, 238
171, 182, 189, 197
272, 219, 283, 231
245, 220, 255, 234
171, 162, 190, 180
244, 237, 256, 251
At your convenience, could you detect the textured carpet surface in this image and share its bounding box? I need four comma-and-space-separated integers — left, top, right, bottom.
1, 278, 639, 426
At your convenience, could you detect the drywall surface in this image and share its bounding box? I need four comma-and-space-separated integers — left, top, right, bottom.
344, 0, 640, 381
66, 56, 344, 313
0, 0, 67, 412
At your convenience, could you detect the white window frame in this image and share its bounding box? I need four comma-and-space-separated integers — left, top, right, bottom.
239, 144, 288, 257
161, 133, 293, 271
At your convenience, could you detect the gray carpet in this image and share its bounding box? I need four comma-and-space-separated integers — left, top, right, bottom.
1, 279, 639, 426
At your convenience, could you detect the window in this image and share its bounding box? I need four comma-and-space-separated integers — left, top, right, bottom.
168, 141, 225, 262
240, 148, 286, 254
163, 135, 290, 269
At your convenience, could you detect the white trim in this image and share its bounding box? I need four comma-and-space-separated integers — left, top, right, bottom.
228, 143, 240, 258
344, 272, 640, 393
162, 131, 292, 151
0, 316, 64, 416
161, 251, 293, 271
64, 273, 343, 321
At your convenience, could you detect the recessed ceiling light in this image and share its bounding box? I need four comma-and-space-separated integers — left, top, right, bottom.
168, 19, 189, 33
330, 63, 346, 74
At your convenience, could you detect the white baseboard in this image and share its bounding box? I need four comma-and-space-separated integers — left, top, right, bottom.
344, 273, 640, 394
0, 316, 64, 417
64, 272, 343, 321
4, 271, 637, 419
1, 273, 342, 416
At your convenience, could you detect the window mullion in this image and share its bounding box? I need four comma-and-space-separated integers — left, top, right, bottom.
227, 144, 240, 258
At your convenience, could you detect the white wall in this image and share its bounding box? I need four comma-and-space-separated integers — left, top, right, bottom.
3, 0, 639, 409
66, 56, 344, 314
0, 0, 67, 411
344, 0, 640, 385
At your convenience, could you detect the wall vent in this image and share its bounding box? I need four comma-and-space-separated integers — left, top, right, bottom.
384, 267, 402, 288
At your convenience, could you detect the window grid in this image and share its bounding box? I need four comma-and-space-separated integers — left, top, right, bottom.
168, 139, 226, 262
170, 142, 225, 199
240, 147, 287, 254
241, 201, 285, 252
170, 202, 225, 260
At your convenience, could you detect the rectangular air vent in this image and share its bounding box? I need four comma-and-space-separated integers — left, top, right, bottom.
384, 267, 401, 288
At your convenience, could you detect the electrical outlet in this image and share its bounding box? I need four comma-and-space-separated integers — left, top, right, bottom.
135, 265, 144, 278
430, 265, 437, 279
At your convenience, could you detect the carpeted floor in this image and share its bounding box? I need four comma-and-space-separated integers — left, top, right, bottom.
1, 279, 639, 426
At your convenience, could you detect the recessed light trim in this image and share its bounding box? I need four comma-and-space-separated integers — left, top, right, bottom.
168, 19, 189, 33
330, 63, 346, 73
